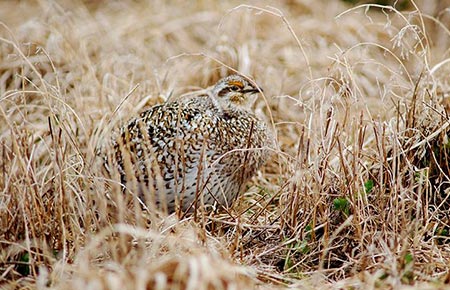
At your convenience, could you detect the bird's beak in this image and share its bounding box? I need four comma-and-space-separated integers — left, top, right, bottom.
242, 87, 263, 95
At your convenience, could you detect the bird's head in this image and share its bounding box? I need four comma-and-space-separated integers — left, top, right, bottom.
211, 75, 262, 109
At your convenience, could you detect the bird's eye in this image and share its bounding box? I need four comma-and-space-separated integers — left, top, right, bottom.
230, 85, 240, 91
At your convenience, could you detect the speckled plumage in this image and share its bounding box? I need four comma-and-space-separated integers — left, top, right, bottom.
110, 75, 272, 212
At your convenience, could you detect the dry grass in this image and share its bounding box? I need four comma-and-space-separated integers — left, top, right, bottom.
1, 0, 450, 289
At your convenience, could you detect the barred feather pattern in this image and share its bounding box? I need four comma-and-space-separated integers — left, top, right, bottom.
109, 76, 272, 212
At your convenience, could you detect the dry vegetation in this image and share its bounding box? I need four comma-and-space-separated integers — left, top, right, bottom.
1, 0, 450, 289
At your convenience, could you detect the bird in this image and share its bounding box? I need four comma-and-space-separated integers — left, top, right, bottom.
106, 74, 272, 213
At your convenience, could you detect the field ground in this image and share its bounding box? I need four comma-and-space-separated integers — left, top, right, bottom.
1, 0, 450, 289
